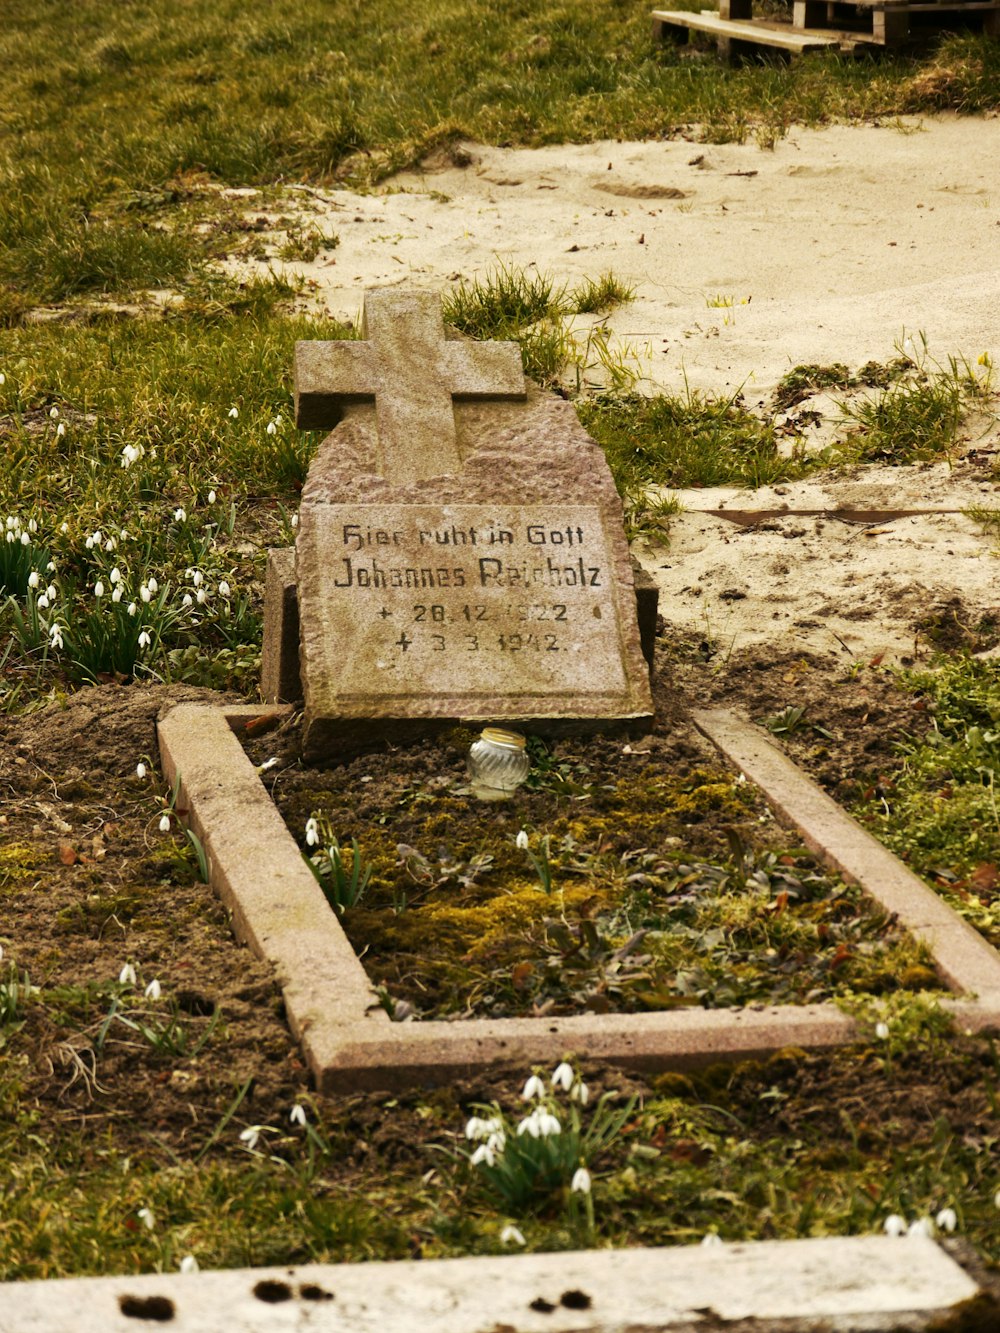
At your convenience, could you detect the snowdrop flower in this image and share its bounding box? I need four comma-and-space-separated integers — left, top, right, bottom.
19, 532, 28, 546
138, 630, 151, 649
305, 817, 320, 847
60, 521, 69, 534
173, 508, 186, 523
521, 1074, 546, 1101
119, 962, 137, 986
127, 602, 138, 616
470, 1142, 496, 1167
883, 1214, 907, 1237
27, 571, 39, 589
0, 372, 5, 385
179, 1256, 199, 1274
875, 1022, 890, 1041
196, 588, 207, 605
137, 1207, 155, 1231
144, 979, 161, 1001
147, 577, 158, 593
515, 829, 529, 851
239, 1126, 263, 1151
517, 1108, 560, 1138
290, 1103, 307, 1127
290, 514, 298, 529
56, 422, 65, 438
908, 1217, 934, 1238
218, 580, 230, 597
158, 813, 171, 833
136, 762, 147, 779
466, 1115, 504, 1141
935, 1208, 958, 1233
551, 1062, 574, 1092
569, 1080, 590, 1105
93, 580, 104, 598
207, 490, 216, 504
36, 594, 50, 611
111, 586, 122, 603
228, 406, 239, 419
192, 570, 203, 587
49, 406, 59, 420
181, 593, 193, 607
109, 567, 121, 584
140, 584, 151, 603
499, 1224, 525, 1247
266, 421, 277, 436
47, 584, 56, 599
49, 623, 64, 650
570, 1166, 592, 1194
700, 1232, 724, 1248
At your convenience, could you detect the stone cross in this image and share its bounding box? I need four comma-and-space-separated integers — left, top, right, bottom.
294, 289, 526, 485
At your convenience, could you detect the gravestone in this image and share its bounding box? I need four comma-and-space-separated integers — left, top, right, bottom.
270, 288, 654, 761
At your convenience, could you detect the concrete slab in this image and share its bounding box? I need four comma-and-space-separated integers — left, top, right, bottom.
0, 1236, 987, 1333
158, 701, 1000, 1092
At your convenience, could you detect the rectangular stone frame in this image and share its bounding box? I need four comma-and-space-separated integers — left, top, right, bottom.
158, 704, 1000, 1093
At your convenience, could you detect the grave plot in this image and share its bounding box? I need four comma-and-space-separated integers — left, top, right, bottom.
158, 696, 1000, 1093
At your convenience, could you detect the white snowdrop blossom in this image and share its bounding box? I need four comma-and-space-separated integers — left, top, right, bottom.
179, 1256, 199, 1274
218, 580, 231, 597
119, 962, 137, 987
570, 1167, 592, 1194
470, 1142, 496, 1167
147, 577, 158, 593
127, 602, 138, 616
182, 593, 193, 608
875, 1022, 890, 1041
46, 584, 56, 599
120, 443, 143, 468
60, 522, 69, 534
19, 532, 28, 546
136, 762, 147, 779
196, 588, 207, 605
239, 1126, 262, 1151
207, 490, 216, 504
93, 581, 104, 598
109, 567, 121, 584
140, 585, 152, 603
551, 1062, 574, 1092
290, 1104, 307, 1127
49, 623, 64, 650
49, 406, 59, 420
138, 630, 151, 649
173, 508, 186, 523
228, 406, 239, 419
936, 1208, 958, 1233
290, 514, 298, 529
883, 1214, 907, 1237
158, 813, 171, 833
137, 1207, 155, 1231
569, 1080, 590, 1105
111, 586, 122, 604
908, 1217, 935, 1238
499, 1224, 525, 1247
516, 1107, 560, 1139
465, 1115, 504, 1141
515, 830, 529, 851
192, 570, 203, 587
521, 1074, 546, 1101
305, 817, 320, 847
0, 372, 5, 385
27, 571, 39, 589
144, 979, 162, 1000
56, 422, 65, 438
36, 594, 50, 611
700, 1232, 724, 1248
266, 421, 277, 436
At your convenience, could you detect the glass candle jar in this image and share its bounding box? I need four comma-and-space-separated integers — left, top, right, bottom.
467, 727, 530, 800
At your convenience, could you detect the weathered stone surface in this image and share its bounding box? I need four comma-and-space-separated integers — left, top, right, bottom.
0, 1236, 986, 1332
294, 288, 525, 484
293, 292, 653, 761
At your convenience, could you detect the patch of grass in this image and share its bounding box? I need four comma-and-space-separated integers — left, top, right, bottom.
569, 272, 635, 316
576, 388, 814, 493
854, 657, 1000, 942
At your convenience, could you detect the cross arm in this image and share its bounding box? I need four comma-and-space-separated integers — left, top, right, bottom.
294, 340, 376, 431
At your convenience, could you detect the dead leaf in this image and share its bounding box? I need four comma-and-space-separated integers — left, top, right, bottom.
58, 843, 78, 866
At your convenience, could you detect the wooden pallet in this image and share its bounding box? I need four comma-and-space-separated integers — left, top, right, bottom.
652, 0, 1000, 55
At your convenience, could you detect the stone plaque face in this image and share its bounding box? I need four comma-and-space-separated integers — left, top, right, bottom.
297, 503, 649, 732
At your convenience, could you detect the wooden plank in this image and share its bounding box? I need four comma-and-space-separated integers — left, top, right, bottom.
650, 9, 840, 48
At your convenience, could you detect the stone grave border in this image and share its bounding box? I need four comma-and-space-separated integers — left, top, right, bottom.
157, 703, 1000, 1094
3, 1234, 993, 1332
